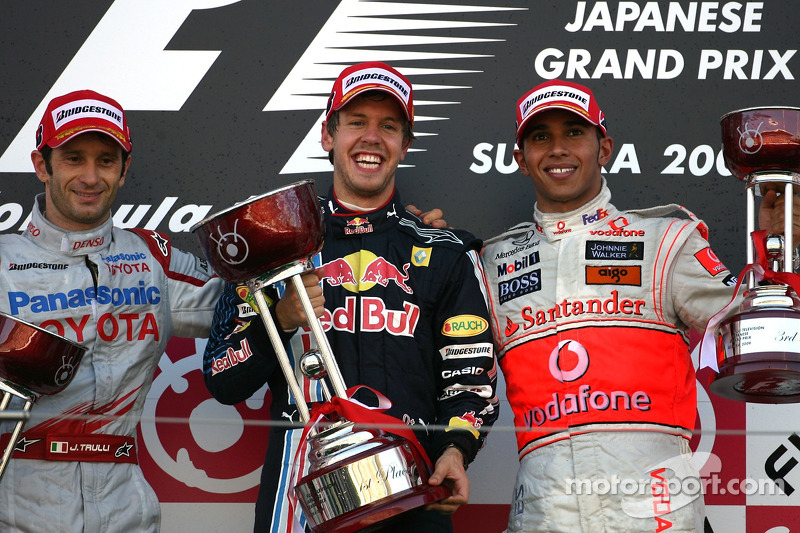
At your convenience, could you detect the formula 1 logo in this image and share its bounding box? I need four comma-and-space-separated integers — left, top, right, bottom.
0, 0, 523, 174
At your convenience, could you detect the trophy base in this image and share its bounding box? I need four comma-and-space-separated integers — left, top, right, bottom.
311, 483, 450, 533
298, 434, 450, 532
709, 352, 800, 403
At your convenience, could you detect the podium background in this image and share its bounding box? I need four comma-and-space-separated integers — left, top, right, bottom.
2, 1, 800, 531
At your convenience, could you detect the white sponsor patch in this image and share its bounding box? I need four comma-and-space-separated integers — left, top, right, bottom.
52, 98, 124, 129
439, 342, 493, 360
237, 303, 257, 317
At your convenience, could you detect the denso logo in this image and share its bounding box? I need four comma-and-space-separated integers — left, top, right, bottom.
73, 237, 105, 250
8, 281, 161, 315
26, 222, 40, 236
581, 208, 608, 225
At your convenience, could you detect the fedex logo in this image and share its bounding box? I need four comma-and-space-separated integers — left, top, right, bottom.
581, 208, 608, 225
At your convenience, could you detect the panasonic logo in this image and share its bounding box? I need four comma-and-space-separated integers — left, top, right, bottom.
8, 281, 161, 315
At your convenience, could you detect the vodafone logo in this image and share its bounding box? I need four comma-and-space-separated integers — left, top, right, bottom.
609, 216, 629, 230
549, 340, 589, 382
694, 246, 727, 276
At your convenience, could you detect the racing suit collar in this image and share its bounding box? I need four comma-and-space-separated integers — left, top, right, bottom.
24, 193, 114, 255
533, 178, 619, 241
326, 186, 403, 238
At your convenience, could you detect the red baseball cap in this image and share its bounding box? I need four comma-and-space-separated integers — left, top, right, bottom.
515, 79, 606, 145
36, 89, 132, 152
325, 62, 414, 126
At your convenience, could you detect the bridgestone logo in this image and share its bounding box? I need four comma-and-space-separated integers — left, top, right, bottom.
520, 86, 591, 117
55, 104, 122, 126
345, 71, 409, 97
440, 343, 493, 360
9, 262, 68, 271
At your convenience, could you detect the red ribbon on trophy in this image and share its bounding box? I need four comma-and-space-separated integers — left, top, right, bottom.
698, 230, 800, 371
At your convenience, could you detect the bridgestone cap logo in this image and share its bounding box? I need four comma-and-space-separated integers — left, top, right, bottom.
52, 98, 124, 130
520, 85, 591, 120
343, 67, 410, 104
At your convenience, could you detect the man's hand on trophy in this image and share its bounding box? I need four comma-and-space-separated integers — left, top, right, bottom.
275, 271, 325, 331
758, 182, 800, 244
425, 446, 469, 514
406, 205, 448, 229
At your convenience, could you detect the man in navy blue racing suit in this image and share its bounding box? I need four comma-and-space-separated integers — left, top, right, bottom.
203, 62, 499, 533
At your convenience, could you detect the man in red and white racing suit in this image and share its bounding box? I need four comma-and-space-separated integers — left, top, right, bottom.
0, 90, 222, 532
481, 80, 799, 533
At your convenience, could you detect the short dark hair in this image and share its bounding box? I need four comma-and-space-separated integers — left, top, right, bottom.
325, 91, 415, 164
39, 132, 130, 176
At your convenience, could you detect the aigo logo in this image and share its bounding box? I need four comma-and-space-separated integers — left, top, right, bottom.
549, 339, 589, 382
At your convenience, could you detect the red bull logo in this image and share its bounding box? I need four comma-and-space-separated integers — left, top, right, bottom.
361, 257, 412, 294
319, 258, 358, 286
311, 295, 420, 336
446, 410, 484, 438
344, 216, 373, 235
318, 252, 413, 295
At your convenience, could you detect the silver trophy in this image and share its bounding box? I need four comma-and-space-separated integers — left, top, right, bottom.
0, 312, 86, 482
712, 107, 800, 403
192, 180, 448, 532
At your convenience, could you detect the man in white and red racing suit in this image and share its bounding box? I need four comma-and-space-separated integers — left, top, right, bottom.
0, 90, 222, 533
204, 189, 499, 533
484, 180, 731, 532
481, 79, 799, 533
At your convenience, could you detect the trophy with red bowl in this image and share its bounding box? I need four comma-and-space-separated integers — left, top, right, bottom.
710, 107, 800, 403
0, 312, 86, 482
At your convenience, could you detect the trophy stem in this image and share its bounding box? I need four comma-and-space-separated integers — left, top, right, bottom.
0, 392, 32, 484
250, 288, 312, 422
289, 276, 349, 400
785, 182, 793, 270
746, 186, 756, 289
